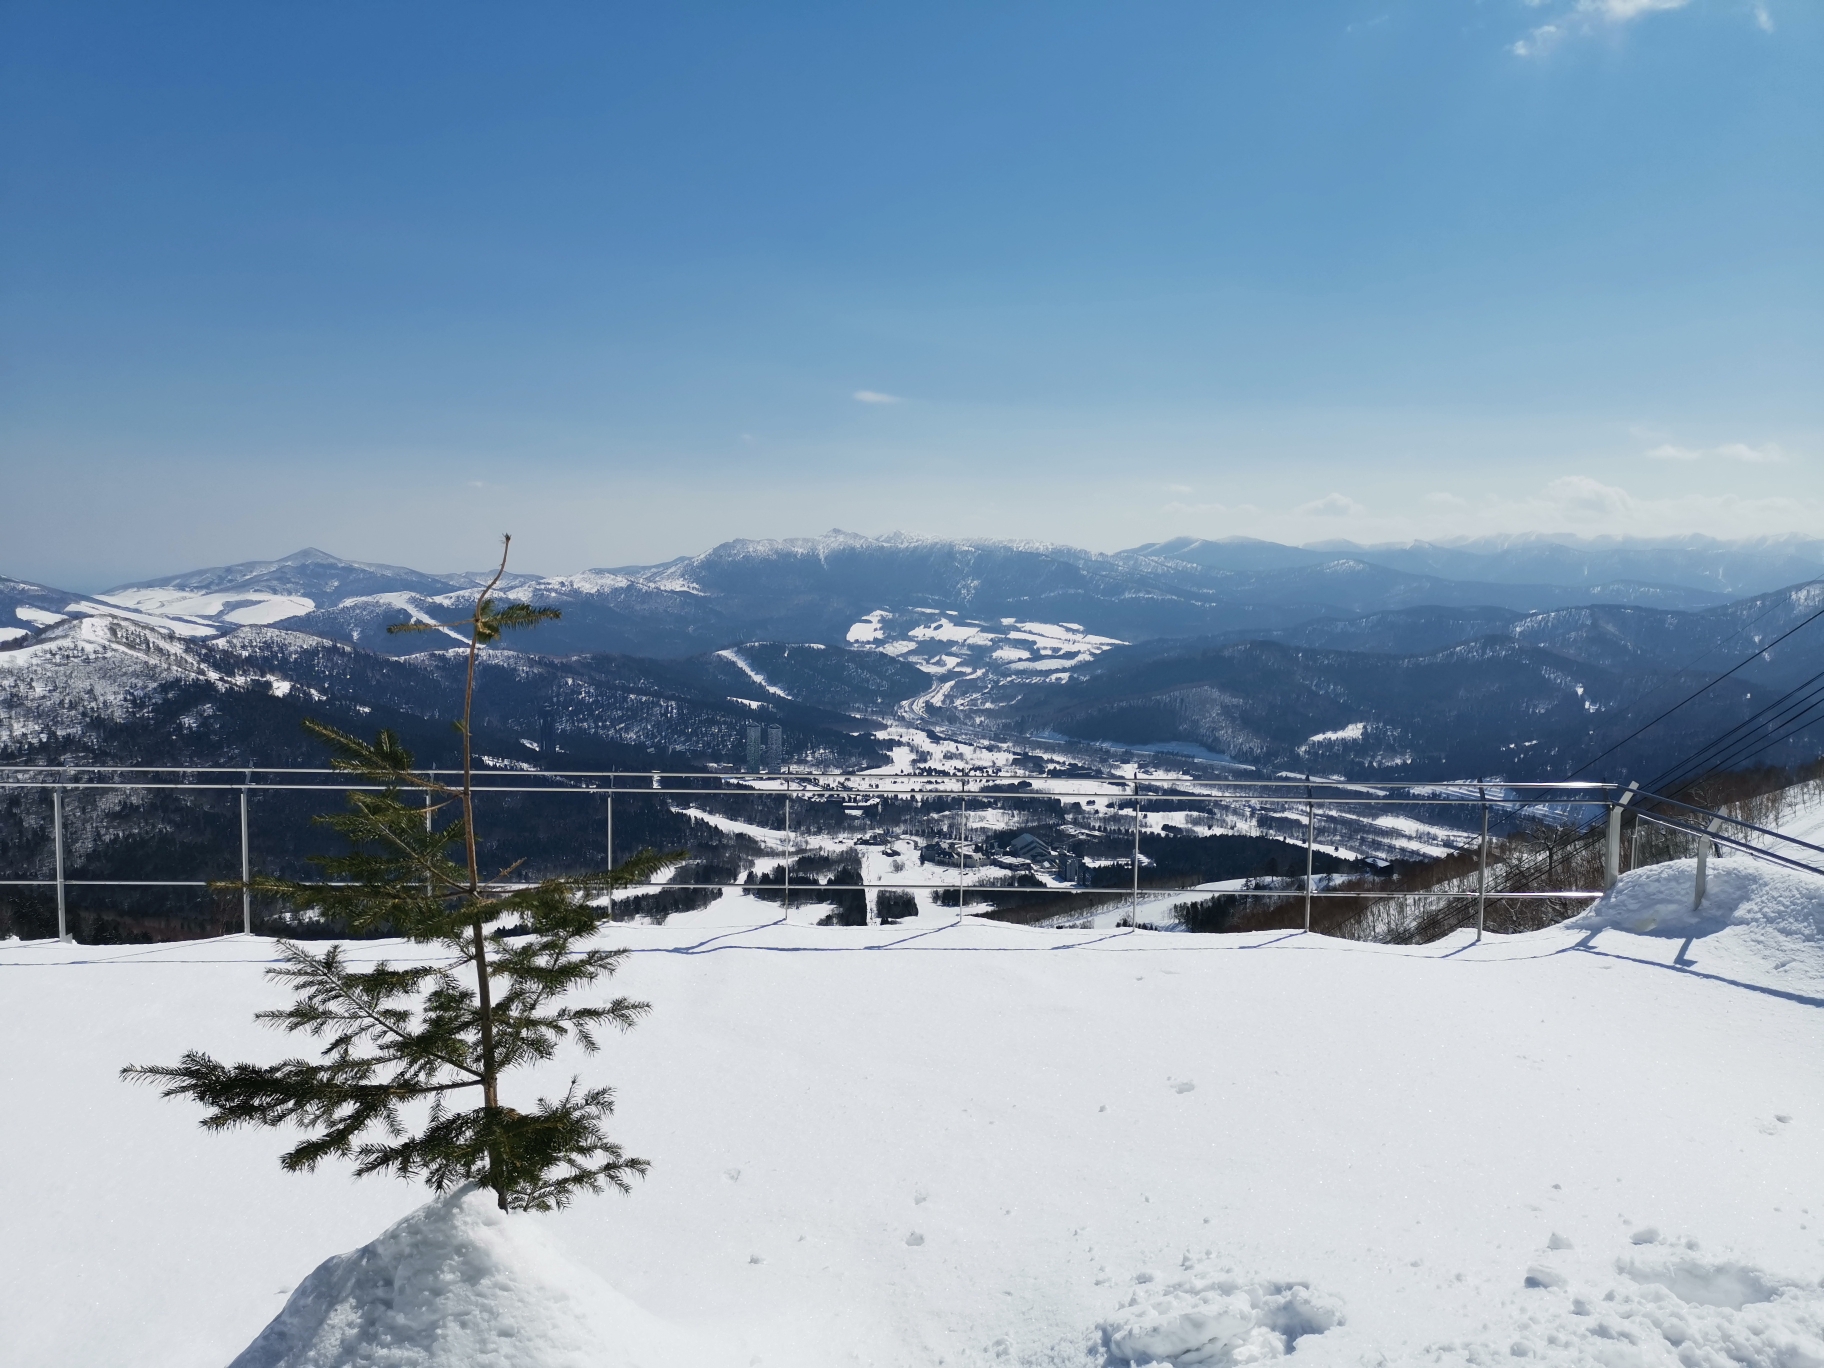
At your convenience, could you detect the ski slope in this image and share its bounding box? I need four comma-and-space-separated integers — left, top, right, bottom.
2, 863, 1821, 1367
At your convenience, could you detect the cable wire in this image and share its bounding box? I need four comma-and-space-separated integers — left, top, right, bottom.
1653, 687, 1824, 794
1557, 577, 1822, 772
1567, 594, 1824, 780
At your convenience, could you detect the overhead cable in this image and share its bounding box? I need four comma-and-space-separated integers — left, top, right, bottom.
1567, 595, 1824, 780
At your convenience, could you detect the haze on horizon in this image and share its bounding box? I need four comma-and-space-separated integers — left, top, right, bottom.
2, 1, 1818, 589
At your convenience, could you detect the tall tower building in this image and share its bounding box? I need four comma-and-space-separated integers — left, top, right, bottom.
765, 724, 783, 771
745, 722, 763, 772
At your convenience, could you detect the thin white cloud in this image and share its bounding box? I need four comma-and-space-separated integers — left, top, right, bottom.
1164, 499, 1260, 518
1295, 492, 1364, 518
852, 390, 903, 405
1644, 441, 1786, 463
1511, 0, 1698, 57
1542, 475, 1634, 520
1423, 491, 1470, 509
1753, 3, 1774, 32
1166, 483, 1194, 495
1511, 22, 1565, 55
1581, 0, 1689, 19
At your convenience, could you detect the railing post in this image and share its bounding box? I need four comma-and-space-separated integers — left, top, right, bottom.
1303, 782, 1314, 934
1604, 781, 1638, 891
604, 782, 614, 919
240, 773, 251, 935
53, 785, 68, 942
1695, 815, 1724, 911
1131, 771, 1140, 929
1476, 787, 1488, 943
424, 785, 434, 899
957, 774, 967, 911
783, 779, 791, 911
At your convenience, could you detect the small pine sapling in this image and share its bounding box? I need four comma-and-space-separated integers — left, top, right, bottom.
124, 536, 682, 1211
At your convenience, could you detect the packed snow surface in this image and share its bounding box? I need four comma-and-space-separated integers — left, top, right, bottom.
3, 863, 1821, 1367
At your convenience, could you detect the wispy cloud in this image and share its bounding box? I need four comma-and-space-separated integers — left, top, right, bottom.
1580, 0, 1690, 19
1164, 499, 1253, 517
1753, 3, 1774, 32
1511, 0, 1698, 57
1644, 441, 1786, 463
1511, 23, 1564, 55
852, 390, 903, 405
1295, 492, 1364, 517
1541, 474, 1633, 519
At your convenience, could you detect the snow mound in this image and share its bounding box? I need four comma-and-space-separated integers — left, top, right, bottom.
1571, 857, 1824, 988
1098, 1261, 1343, 1365
1575, 858, 1824, 943
230, 1186, 701, 1368
1429, 1245, 1824, 1365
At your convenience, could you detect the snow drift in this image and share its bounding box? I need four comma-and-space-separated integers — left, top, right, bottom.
1097, 1261, 1343, 1365
229, 1186, 704, 1368
1572, 856, 1824, 988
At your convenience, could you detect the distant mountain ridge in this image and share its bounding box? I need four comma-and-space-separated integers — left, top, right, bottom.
7, 533, 1824, 784
1124, 533, 1824, 598
13, 530, 1776, 662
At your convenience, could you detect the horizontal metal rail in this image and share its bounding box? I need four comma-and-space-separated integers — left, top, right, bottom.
0, 765, 1616, 785
0, 877, 1606, 899
12, 771, 1819, 944
1629, 787, 1824, 862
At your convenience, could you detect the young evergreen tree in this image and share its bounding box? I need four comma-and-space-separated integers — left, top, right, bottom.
124, 536, 680, 1212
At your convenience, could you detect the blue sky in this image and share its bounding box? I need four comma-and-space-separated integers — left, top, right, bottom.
2, 0, 1818, 586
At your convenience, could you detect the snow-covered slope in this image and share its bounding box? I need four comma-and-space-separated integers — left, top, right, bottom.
3, 860, 1820, 1367
0, 613, 242, 748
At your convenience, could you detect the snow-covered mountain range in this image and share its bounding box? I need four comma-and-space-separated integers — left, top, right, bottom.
6, 531, 1824, 785
14, 530, 1794, 659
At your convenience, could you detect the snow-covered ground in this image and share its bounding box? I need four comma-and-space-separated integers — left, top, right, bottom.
3, 862, 1821, 1367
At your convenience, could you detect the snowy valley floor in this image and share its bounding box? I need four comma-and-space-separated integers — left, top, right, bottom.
3, 861, 1822, 1367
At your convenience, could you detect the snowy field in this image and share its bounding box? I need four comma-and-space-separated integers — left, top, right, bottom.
3, 861, 1822, 1367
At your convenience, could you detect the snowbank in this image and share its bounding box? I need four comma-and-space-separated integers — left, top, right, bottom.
1571, 856, 1824, 989
231, 1186, 707, 1368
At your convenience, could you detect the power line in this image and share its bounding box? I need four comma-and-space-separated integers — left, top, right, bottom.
1568, 594, 1824, 780
1700, 702, 1824, 779
1646, 665, 1824, 794
1654, 684, 1824, 794
1558, 578, 1823, 772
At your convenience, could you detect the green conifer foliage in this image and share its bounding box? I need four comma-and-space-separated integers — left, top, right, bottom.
124, 537, 681, 1212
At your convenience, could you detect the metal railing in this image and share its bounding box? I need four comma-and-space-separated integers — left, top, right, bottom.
4, 766, 1819, 944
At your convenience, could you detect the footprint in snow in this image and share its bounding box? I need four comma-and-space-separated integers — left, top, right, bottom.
1172, 1081, 1195, 1094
